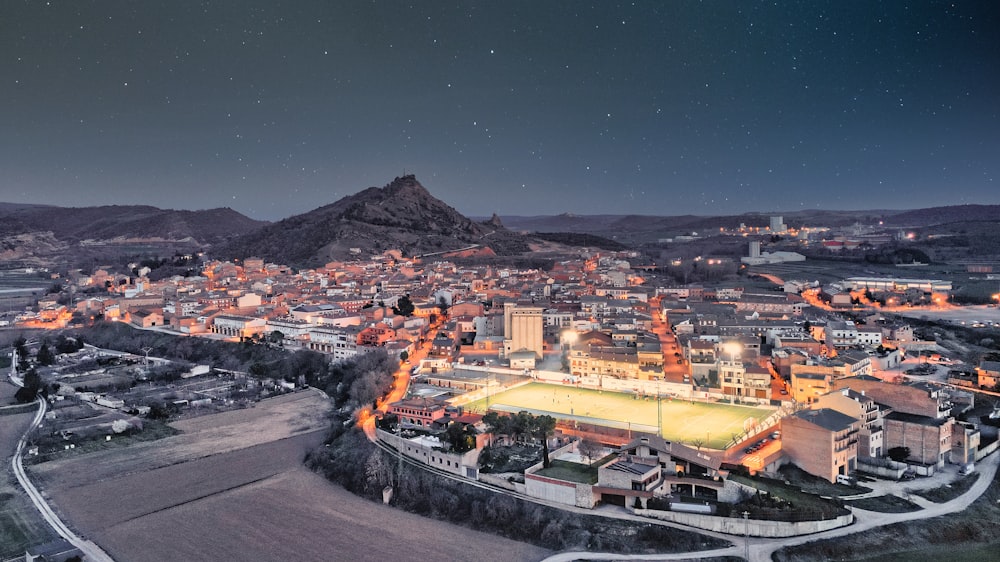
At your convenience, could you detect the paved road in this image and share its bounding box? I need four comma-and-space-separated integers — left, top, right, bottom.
9, 392, 116, 561
539, 450, 1000, 562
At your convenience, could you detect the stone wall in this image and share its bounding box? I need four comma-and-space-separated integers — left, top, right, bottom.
857, 458, 907, 479
479, 472, 526, 494
976, 439, 1000, 461
525, 472, 579, 506
634, 508, 853, 538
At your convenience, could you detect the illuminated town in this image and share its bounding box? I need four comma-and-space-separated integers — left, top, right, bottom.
3, 1, 1000, 559
4, 208, 1000, 561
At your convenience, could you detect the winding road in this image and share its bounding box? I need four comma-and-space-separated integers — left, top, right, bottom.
538, 450, 1000, 562
8, 376, 116, 562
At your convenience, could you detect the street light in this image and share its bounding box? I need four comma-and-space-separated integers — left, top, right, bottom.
562, 330, 579, 376
485, 362, 493, 412
722, 342, 742, 364
742, 510, 750, 560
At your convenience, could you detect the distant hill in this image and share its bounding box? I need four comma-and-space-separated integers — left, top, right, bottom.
219, 175, 533, 266
0, 204, 267, 268
881, 205, 1000, 227
498, 209, 911, 243
0, 204, 266, 245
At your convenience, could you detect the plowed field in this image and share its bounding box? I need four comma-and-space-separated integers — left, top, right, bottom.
31, 390, 549, 562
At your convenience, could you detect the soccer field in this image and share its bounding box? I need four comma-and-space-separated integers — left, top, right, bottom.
465, 382, 774, 450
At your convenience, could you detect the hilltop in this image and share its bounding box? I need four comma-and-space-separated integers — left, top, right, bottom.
219, 175, 535, 266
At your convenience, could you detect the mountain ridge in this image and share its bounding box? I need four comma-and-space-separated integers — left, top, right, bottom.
218, 175, 533, 266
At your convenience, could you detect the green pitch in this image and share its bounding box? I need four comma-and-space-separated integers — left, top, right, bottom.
465, 382, 774, 450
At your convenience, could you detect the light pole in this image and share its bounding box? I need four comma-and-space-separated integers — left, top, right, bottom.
562, 330, 578, 375
743, 510, 750, 561
657, 381, 662, 438
485, 363, 492, 413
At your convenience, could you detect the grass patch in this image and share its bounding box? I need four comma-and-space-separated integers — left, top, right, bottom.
912, 472, 980, 503
858, 542, 1000, 562
25, 419, 180, 465
0, 403, 38, 416
465, 382, 774, 449
534, 459, 599, 484
845, 494, 922, 513
729, 473, 850, 521
0, 490, 57, 560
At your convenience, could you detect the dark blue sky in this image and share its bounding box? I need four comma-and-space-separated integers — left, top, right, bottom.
2, 1, 998, 220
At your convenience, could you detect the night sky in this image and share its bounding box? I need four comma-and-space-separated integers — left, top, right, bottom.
2, 1, 998, 220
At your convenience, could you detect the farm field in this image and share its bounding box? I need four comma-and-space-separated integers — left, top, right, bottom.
465, 382, 775, 449
32, 389, 549, 562
29, 390, 331, 487
92, 463, 548, 562
0, 397, 56, 560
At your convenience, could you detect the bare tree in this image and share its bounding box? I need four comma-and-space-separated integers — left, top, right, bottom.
578, 437, 603, 467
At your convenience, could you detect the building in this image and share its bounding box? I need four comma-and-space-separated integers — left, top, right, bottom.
596, 457, 662, 508
832, 377, 958, 420
719, 361, 771, 401
307, 328, 359, 361
791, 372, 833, 404
568, 344, 660, 380
975, 361, 1000, 389
503, 303, 544, 359
843, 277, 952, 294
883, 412, 953, 467
814, 388, 884, 460
951, 420, 981, 466
210, 315, 266, 339
781, 408, 860, 483
770, 215, 786, 233
599, 436, 726, 506
388, 397, 448, 428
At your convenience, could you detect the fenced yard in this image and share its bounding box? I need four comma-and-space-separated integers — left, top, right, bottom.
464, 382, 775, 449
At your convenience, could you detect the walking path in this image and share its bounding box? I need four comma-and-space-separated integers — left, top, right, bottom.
9, 387, 116, 561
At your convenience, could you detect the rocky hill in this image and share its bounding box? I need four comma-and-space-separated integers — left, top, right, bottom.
219, 175, 533, 266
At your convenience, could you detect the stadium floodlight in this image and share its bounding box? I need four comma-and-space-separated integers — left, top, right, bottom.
722, 342, 742, 363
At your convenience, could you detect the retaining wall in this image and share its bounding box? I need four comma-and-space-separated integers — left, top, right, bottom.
634, 507, 853, 538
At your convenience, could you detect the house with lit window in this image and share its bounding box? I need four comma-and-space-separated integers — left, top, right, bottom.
210, 315, 266, 339
388, 397, 448, 428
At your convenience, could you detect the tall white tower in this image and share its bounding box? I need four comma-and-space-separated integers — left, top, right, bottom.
749, 240, 761, 258
770, 216, 786, 233
503, 304, 544, 359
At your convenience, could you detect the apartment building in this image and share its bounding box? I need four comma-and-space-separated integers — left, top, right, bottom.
719, 361, 771, 400
814, 388, 884, 460
782, 408, 860, 483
